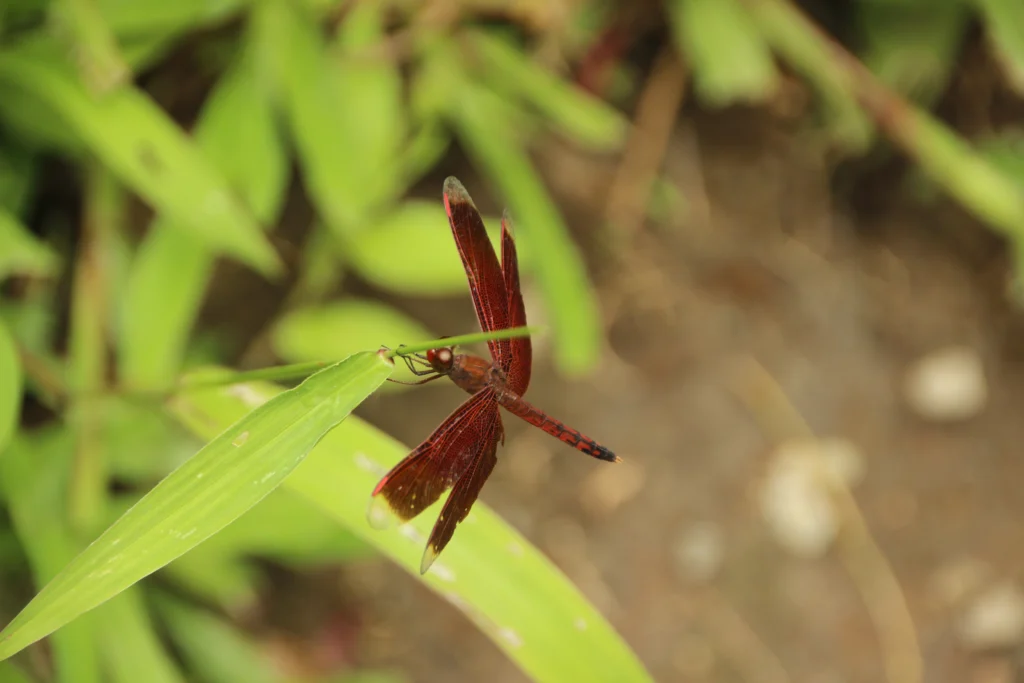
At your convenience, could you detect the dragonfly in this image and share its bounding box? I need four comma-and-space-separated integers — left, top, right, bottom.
369, 177, 619, 575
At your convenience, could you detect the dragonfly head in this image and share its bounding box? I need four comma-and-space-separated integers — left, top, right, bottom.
425, 347, 455, 373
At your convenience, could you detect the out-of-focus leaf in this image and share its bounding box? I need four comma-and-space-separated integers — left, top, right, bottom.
347, 201, 510, 296
0, 428, 101, 683
96, 0, 244, 35
0, 320, 19, 453
466, 30, 627, 149
94, 588, 185, 683
669, 0, 780, 105
50, 0, 129, 93
0, 661, 33, 683
153, 595, 278, 683
0, 37, 281, 277
976, 0, 1024, 94
163, 549, 259, 610
271, 299, 432, 387
121, 41, 288, 390
0, 352, 392, 660
0, 143, 37, 216
255, 0, 403, 238
0, 210, 57, 281
168, 375, 653, 683
858, 0, 967, 104
451, 85, 602, 375
749, 0, 874, 151
103, 399, 197, 483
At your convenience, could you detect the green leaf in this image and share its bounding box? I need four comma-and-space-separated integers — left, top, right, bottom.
0, 322, 22, 454
466, 31, 627, 150
347, 201, 514, 297
50, 0, 129, 93
0, 37, 281, 277
0, 209, 58, 281
669, 0, 781, 106
96, 0, 245, 35
0, 661, 33, 683
976, 0, 1024, 94
0, 351, 392, 659
270, 299, 433, 388
162, 549, 259, 610
167, 375, 652, 683
0, 142, 38, 216
451, 88, 603, 375
93, 587, 185, 683
0, 429, 102, 683
153, 594, 280, 683
120, 41, 289, 389
255, 0, 404, 238
858, 0, 967, 104
0, 322, 22, 453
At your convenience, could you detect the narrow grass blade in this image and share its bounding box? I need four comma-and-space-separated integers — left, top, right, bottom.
0, 352, 392, 660
669, 0, 780, 105
0, 38, 281, 277
93, 588, 185, 683
153, 594, 279, 683
452, 86, 603, 374
0, 429, 102, 683
0, 321, 21, 453
167, 375, 652, 683
466, 30, 627, 149
96, 0, 245, 35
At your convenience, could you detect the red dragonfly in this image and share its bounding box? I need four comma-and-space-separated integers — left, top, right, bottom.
370, 177, 619, 574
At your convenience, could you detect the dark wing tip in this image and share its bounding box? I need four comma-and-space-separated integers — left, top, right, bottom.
443, 176, 473, 206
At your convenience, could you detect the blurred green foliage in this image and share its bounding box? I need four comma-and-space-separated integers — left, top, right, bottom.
2, 0, 1024, 681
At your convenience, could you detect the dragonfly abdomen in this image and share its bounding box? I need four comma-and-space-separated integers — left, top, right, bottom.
497, 393, 619, 463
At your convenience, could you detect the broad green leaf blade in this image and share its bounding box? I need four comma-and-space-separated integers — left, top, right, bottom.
466, 31, 627, 150
120, 41, 289, 389
0, 429, 102, 683
0, 352, 391, 660
452, 88, 602, 375
668, 0, 780, 106
168, 376, 652, 683
153, 594, 280, 683
976, 0, 1024, 94
0, 320, 21, 453
255, 0, 403, 238
0, 209, 58, 281
0, 38, 281, 277
346, 201, 517, 297
94, 588, 185, 683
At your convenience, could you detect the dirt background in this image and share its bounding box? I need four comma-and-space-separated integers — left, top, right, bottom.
333, 63, 1024, 683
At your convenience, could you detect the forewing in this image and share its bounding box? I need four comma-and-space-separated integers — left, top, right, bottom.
500, 210, 532, 395
369, 389, 499, 525
420, 412, 501, 574
443, 177, 511, 365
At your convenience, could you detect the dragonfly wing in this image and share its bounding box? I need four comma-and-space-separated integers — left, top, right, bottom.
420, 411, 501, 574
500, 210, 531, 395
369, 389, 499, 525
443, 177, 511, 365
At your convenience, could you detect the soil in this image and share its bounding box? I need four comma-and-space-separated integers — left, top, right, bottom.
344, 105, 1024, 683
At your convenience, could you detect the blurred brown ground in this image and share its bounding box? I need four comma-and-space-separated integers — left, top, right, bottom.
342, 83, 1024, 683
